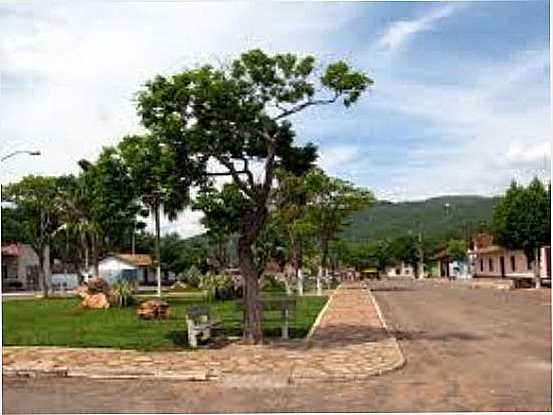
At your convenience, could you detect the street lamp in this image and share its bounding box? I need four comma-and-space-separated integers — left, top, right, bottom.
1, 150, 41, 162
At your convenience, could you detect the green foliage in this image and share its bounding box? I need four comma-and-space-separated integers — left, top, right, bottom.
110, 281, 136, 308
447, 239, 467, 262
2, 176, 64, 277
184, 265, 203, 288
303, 168, 374, 267
492, 178, 551, 261
198, 273, 234, 301
261, 274, 287, 293
390, 236, 420, 267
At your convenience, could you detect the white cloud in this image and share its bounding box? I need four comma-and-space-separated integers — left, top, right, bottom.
377, 4, 460, 51
317, 145, 360, 173
0, 2, 359, 238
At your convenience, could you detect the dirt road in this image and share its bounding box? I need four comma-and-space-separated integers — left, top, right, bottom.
3, 279, 550, 413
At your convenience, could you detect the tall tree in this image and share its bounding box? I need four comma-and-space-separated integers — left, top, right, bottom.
78, 148, 142, 276
2, 176, 62, 297
304, 169, 374, 294
137, 49, 371, 343
390, 236, 420, 275
492, 178, 551, 288
273, 169, 315, 295
118, 134, 192, 297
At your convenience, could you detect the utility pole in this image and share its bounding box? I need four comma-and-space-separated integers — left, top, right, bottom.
418, 230, 424, 279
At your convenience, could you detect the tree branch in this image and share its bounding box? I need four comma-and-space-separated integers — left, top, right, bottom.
273, 93, 340, 121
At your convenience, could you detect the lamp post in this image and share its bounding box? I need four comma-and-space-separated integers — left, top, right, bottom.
1, 150, 41, 162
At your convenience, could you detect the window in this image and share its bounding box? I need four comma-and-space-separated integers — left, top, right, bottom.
527, 256, 532, 270
489, 258, 494, 272
510, 256, 516, 272
480, 259, 484, 272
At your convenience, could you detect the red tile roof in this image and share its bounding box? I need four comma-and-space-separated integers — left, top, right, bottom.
113, 254, 153, 267
1, 244, 20, 257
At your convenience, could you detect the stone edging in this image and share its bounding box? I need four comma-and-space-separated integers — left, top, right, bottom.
304, 291, 335, 344
366, 286, 406, 374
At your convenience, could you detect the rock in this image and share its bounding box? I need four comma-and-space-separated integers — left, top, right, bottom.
137, 299, 170, 320
86, 277, 111, 295
81, 292, 110, 309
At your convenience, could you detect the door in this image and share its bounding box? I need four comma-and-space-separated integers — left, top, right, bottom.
500, 256, 505, 278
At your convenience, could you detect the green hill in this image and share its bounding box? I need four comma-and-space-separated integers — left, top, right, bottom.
342, 195, 499, 246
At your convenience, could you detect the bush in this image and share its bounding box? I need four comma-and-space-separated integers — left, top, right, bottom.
261, 274, 287, 293
110, 281, 135, 308
199, 273, 235, 301
185, 265, 203, 288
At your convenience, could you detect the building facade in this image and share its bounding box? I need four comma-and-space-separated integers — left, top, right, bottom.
1, 244, 40, 290
472, 233, 551, 280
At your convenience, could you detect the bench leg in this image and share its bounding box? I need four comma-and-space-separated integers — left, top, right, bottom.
188, 327, 198, 348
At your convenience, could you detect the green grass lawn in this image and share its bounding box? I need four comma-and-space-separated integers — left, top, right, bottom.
2, 294, 327, 351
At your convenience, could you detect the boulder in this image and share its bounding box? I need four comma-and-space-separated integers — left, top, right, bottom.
81, 292, 110, 309
76, 277, 111, 309
86, 277, 111, 295
137, 299, 170, 320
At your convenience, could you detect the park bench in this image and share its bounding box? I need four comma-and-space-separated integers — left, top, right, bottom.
236, 298, 296, 340
185, 306, 219, 348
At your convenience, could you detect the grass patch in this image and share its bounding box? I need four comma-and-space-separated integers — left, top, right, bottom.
2, 294, 327, 351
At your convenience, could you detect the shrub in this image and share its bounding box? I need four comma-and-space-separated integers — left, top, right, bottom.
110, 281, 135, 308
261, 274, 287, 293
185, 265, 203, 288
199, 273, 234, 301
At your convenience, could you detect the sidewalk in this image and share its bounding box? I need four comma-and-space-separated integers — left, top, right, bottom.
2, 282, 405, 384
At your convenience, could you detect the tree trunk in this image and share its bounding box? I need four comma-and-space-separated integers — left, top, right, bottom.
238, 236, 263, 344
317, 238, 328, 296
292, 238, 303, 296
154, 205, 162, 298
297, 268, 304, 296
534, 247, 541, 289
42, 244, 51, 298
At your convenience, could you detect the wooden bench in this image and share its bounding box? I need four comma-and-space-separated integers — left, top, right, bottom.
236, 298, 296, 339
185, 306, 219, 348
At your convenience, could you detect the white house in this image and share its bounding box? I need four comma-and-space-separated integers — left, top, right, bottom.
385, 262, 415, 278
90, 254, 155, 285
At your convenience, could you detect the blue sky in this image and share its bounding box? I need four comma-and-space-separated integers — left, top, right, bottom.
1, 1, 550, 237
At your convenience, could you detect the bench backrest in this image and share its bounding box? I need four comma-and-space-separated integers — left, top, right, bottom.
186, 306, 211, 323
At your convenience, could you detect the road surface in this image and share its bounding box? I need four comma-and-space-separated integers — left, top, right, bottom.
3, 278, 551, 412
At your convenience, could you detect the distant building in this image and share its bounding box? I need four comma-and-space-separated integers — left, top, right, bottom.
90, 254, 169, 285
385, 262, 414, 278
471, 233, 551, 281
51, 261, 80, 291
1, 243, 40, 290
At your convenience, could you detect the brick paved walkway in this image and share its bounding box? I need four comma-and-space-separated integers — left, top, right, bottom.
2, 282, 404, 384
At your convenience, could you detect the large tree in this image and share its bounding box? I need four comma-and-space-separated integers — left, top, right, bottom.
2, 176, 63, 297
118, 134, 193, 297
137, 49, 371, 343
492, 178, 551, 288
304, 169, 374, 294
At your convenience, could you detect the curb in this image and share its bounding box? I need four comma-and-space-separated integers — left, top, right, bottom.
304, 289, 335, 344
365, 285, 406, 374
3, 367, 214, 381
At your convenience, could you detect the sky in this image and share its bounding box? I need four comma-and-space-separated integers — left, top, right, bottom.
1, 1, 551, 237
